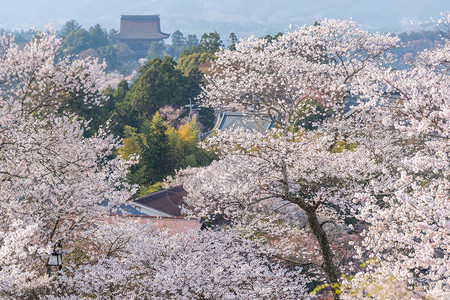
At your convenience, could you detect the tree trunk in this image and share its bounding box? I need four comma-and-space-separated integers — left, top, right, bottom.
281, 163, 340, 298
305, 208, 340, 299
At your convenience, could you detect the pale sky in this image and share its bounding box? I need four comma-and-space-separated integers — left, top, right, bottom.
1, 0, 448, 38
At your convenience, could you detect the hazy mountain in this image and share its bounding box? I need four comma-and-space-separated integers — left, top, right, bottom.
1, 0, 448, 38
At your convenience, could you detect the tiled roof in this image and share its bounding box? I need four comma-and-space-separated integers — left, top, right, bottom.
115, 15, 169, 40
111, 214, 201, 233
213, 111, 273, 134
117, 203, 146, 215
342, 93, 400, 118
101, 199, 148, 216
133, 186, 187, 217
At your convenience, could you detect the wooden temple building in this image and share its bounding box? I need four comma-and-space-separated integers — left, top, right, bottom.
114, 15, 170, 58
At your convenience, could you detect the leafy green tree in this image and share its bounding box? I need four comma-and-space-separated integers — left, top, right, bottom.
123, 56, 202, 126
185, 34, 199, 50
171, 30, 185, 48
167, 30, 186, 58
59, 20, 82, 40
89, 24, 118, 69
114, 80, 130, 100
146, 41, 166, 61
176, 32, 223, 74
120, 113, 171, 192
62, 86, 114, 137
89, 24, 109, 49
175, 118, 216, 168
118, 125, 142, 160
262, 32, 283, 44
60, 29, 91, 55
59, 21, 120, 71
138, 182, 164, 196
140, 112, 172, 184
3, 29, 35, 43
198, 31, 223, 54
98, 44, 118, 70
108, 28, 118, 38
103, 80, 130, 136
176, 52, 215, 74
228, 32, 238, 51
197, 105, 215, 132
120, 112, 216, 195
103, 56, 204, 139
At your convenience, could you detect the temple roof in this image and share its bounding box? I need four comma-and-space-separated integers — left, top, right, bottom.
213, 111, 274, 134
115, 15, 170, 40
133, 186, 187, 217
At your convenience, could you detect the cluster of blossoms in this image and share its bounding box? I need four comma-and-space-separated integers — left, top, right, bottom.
45, 220, 309, 299
0, 29, 310, 299
342, 14, 450, 299
0, 14, 448, 299
182, 16, 449, 299
0, 29, 133, 296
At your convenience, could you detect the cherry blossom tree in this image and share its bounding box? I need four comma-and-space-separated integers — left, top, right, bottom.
340, 14, 450, 299
3, 17, 446, 299
181, 16, 449, 299
181, 19, 400, 298
43, 219, 309, 299
0, 29, 311, 299
203, 18, 398, 128
0, 29, 134, 297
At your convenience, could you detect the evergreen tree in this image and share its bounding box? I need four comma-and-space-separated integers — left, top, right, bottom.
59, 19, 81, 40
176, 52, 215, 74
198, 31, 223, 54
60, 28, 91, 55
171, 30, 185, 48
185, 34, 199, 50
168, 30, 186, 58
142, 112, 171, 183
120, 113, 171, 192
123, 56, 202, 126
88, 24, 109, 49
228, 32, 238, 51
119, 112, 216, 196
146, 41, 166, 61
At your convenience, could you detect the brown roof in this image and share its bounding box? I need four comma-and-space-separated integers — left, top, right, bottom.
109, 215, 201, 233
115, 15, 170, 40
133, 186, 187, 217
124, 72, 136, 82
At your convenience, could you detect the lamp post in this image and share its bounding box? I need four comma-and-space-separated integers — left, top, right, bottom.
185, 98, 201, 122
47, 241, 62, 276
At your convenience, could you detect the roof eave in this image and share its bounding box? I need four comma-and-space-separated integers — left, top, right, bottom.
131, 202, 175, 217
